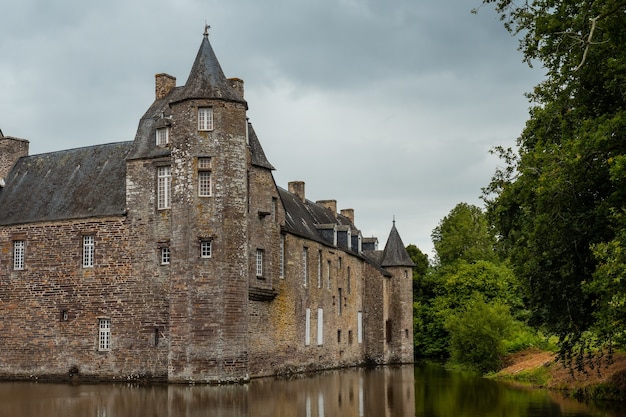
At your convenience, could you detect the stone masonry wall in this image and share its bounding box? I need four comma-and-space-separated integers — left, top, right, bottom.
0, 217, 169, 381
248, 232, 375, 377
0, 136, 29, 180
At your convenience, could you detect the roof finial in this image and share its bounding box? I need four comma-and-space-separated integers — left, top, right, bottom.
204, 22, 210, 38
393, 215, 396, 227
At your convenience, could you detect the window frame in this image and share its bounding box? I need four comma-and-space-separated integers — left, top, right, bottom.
13, 240, 25, 270
200, 240, 212, 259
157, 165, 172, 210
256, 249, 264, 278
156, 127, 170, 146
279, 235, 285, 279
197, 157, 212, 197
198, 107, 214, 131
302, 247, 309, 287
82, 235, 95, 268
98, 318, 111, 351
160, 246, 171, 265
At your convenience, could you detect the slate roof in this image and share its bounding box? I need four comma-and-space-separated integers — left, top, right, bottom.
172, 33, 245, 105
248, 123, 274, 170
279, 187, 352, 247
0, 142, 132, 226
380, 222, 416, 267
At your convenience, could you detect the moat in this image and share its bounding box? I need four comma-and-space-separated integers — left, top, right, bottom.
1, 364, 624, 417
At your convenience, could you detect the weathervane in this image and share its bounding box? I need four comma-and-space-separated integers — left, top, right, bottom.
204, 22, 211, 37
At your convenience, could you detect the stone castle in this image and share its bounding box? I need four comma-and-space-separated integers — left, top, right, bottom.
0, 31, 414, 383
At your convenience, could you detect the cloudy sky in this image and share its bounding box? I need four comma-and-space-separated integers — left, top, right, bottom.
0, 0, 543, 258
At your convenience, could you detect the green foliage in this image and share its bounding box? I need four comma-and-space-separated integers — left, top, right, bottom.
495, 366, 551, 387
413, 203, 535, 365
480, 0, 626, 365
406, 244, 429, 277
445, 300, 515, 374
432, 203, 497, 265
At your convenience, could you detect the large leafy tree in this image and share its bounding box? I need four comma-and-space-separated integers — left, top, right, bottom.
431, 202, 498, 265
481, 0, 626, 366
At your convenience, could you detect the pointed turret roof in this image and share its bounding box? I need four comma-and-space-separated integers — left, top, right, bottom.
175, 27, 245, 104
380, 221, 416, 267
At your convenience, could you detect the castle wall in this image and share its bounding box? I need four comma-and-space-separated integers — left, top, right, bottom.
248, 233, 376, 376
0, 217, 169, 381
166, 99, 250, 383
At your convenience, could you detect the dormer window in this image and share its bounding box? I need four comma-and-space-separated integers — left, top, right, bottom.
198, 107, 213, 131
156, 127, 170, 146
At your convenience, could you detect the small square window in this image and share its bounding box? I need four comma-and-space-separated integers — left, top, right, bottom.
201, 240, 212, 258
161, 247, 170, 265
156, 127, 170, 146
198, 108, 213, 131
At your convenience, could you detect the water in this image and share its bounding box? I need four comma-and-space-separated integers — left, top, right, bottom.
0, 364, 622, 417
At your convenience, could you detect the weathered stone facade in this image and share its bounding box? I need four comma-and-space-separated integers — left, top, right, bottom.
0, 32, 414, 383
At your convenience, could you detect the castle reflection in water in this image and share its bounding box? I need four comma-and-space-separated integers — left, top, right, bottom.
0, 366, 415, 417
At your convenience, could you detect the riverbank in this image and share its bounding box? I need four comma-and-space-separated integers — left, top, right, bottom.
495, 348, 626, 401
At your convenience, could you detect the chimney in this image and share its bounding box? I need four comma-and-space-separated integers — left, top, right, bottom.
155, 73, 176, 100
228, 78, 244, 99
0, 135, 29, 181
340, 208, 354, 224
288, 181, 306, 203
317, 200, 337, 216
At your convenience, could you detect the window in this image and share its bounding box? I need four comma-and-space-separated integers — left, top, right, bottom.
198, 157, 212, 197
357, 312, 363, 344
347, 266, 351, 294
98, 318, 111, 351
198, 107, 213, 131
279, 235, 285, 279
161, 247, 170, 265
338, 288, 343, 316
317, 251, 322, 288
327, 260, 331, 289
157, 166, 171, 209
156, 127, 169, 146
305, 308, 311, 346
200, 240, 212, 258
317, 308, 324, 346
256, 249, 264, 277
13, 240, 24, 270
83, 235, 94, 268
271, 197, 277, 221
302, 247, 309, 287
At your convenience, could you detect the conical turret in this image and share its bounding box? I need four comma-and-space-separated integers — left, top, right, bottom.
381, 220, 415, 267
175, 26, 245, 104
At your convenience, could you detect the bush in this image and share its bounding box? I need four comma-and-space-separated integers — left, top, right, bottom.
445, 299, 516, 373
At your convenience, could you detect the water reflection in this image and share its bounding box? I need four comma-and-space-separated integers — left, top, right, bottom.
0, 364, 623, 417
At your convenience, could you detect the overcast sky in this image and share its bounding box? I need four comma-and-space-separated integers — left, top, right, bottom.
0, 0, 542, 258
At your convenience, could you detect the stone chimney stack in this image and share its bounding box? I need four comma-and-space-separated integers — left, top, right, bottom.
340, 208, 354, 224
288, 181, 306, 203
0, 134, 29, 182
228, 78, 244, 99
155, 73, 176, 100
317, 200, 337, 216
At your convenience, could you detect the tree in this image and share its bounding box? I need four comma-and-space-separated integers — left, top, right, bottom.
406, 244, 429, 277
431, 203, 497, 265
414, 203, 524, 361
481, 0, 626, 366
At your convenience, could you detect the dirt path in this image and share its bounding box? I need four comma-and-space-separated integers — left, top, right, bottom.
498, 348, 626, 397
